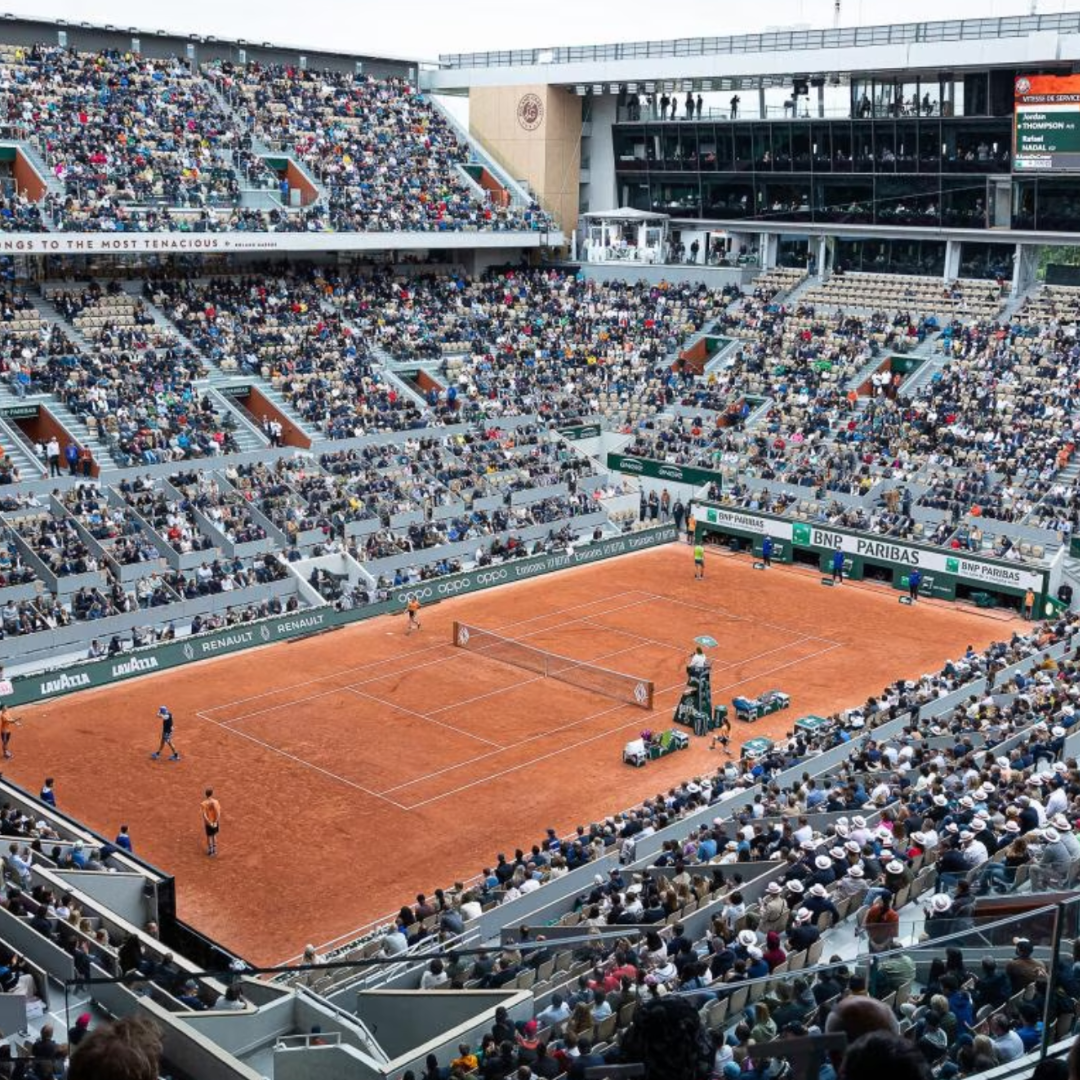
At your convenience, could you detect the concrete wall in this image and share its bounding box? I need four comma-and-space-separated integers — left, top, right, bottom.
359, 991, 531, 1079
573, 261, 754, 289
354, 991, 520, 1060
53, 870, 150, 928
275, 1044, 383, 1080
469, 84, 581, 232
183, 995, 295, 1058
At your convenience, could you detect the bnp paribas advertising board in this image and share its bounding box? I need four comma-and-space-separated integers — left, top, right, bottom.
701, 507, 1046, 599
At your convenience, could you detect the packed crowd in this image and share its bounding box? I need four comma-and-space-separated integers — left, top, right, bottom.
0, 43, 554, 234
148, 271, 428, 439
207, 62, 552, 233
150, 267, 728, 433
3, 45, 247, 225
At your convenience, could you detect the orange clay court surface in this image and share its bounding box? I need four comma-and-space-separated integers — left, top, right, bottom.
8, 544, 1017, 966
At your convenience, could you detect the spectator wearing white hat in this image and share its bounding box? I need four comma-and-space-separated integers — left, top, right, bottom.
787, 907, 820, 952
922, 892, 957, 940
757, 881, 789, 936
836, 862, 869, 901
960, 830, 989, 870
804, 882, 840, 927
810, 854, 836, 888
1045, 771, 1070, 818
1054, 815, 1080, 862
1031, 825, 1071, 889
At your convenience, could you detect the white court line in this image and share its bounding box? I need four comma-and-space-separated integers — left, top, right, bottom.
569, 616, 817, 674
422, 634, 676, 717
573, 616, 697, 657
192, 709, 411, 811
493, 594, 657, 641
200, 589, 646, 716
214, 593, 657, 726
341, 686, 504, 749
217, 648, 465, 726
489, 589, 655, 633
376, 682, 685, 796
643, 589, 844, 648
383, 639, 844, 804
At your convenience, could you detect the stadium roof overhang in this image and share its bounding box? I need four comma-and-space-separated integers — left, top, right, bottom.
423, 12, 1080, 94
659, 221, 1080, 247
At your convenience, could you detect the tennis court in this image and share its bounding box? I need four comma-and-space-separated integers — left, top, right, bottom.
8, 543, 1013, 965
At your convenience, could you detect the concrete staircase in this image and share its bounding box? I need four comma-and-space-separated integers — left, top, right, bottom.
777, 273, 818, 306
0, 413, 46, 480
203, 80, 326, 206
40, 397, 122, 475
743, 396, 775, 431
203, 386, 270, 454
116, 281, 203, 356
26, 289, 93, 352
124, 281, 322, 444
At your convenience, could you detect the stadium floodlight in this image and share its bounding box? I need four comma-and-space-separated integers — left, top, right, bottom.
574, 85, 587, 96
592, 84, 604, 95
664, 81, 675, 92
682, 80, 694, 91
626, 82, 638, 93
701, 80, 713, 92
644, 82, 656, 93
609, 84, 620, 95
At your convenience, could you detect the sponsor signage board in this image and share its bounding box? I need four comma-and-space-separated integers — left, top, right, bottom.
607, 454, 723, 489
702, 505, 1046, 597
3, 526, 677, 707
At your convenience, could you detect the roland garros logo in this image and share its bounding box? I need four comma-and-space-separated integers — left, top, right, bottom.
517, 93, 544, 131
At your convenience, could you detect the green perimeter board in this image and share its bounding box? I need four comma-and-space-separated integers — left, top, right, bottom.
1, 525, 678, 708
894, 567, 957, 601
696, 506, 1046, 605
607, 453, 723, 489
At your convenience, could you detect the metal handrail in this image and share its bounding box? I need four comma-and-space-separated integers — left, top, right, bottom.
438, 12, 1080, 68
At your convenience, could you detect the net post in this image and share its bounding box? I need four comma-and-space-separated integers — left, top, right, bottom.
452, 621, 461, 648
644, 681, 655, 711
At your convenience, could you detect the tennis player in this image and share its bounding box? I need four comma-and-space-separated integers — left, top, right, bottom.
151, 706, 180, 761
693, 540, 705, 579
201, 788, 221, 856
406, 595, 422, 634
0, 704, 20, 759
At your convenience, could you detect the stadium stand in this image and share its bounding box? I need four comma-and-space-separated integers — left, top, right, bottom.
5, 11, 1080, 1080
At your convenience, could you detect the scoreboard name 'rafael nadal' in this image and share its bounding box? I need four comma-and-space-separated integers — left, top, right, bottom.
1015, 74, 1080, 171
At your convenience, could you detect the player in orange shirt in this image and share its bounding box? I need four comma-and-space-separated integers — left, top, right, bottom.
406, 596, 422, 635
201, 788, 221, 857
0, 705, 20, 759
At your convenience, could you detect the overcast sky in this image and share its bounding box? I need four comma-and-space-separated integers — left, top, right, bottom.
23, 0, 1076, 63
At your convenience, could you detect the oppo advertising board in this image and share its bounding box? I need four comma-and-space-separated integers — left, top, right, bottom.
1014, 74, 1080, 172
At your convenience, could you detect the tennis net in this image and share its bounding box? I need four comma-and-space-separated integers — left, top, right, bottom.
452, 621, 654, 710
